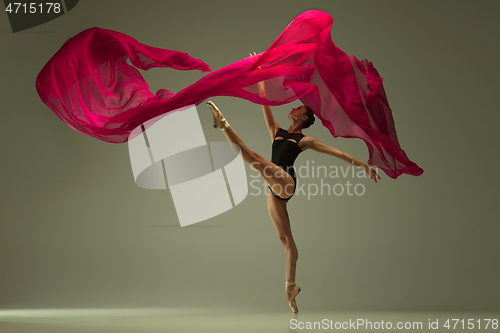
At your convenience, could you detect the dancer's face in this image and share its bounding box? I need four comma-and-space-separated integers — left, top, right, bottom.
288, 105, 308, 122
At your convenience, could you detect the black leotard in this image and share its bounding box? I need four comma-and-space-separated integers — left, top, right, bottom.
268, 128, 305, 200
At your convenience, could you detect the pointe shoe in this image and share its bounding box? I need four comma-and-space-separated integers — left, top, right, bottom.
207, 101, 229, 131
286, 284, 301, 313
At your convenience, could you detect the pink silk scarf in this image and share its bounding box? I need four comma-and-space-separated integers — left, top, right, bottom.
36, 10, 423, 179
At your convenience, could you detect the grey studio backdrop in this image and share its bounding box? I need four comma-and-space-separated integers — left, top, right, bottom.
0, 0, 499, 312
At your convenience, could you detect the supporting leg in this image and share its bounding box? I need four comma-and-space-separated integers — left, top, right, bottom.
267, 189, 301, 312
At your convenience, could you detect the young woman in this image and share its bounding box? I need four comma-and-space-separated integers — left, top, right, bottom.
207, 94, 379, 313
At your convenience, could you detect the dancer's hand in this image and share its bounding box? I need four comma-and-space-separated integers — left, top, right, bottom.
365, 165, 380, 183
249, 52, 266, 98
249, 52, 261, 70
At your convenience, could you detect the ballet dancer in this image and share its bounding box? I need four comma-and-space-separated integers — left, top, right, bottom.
207, 87, 379, 312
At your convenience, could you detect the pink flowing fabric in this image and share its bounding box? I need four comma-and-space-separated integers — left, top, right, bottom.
36, 10, 423, 179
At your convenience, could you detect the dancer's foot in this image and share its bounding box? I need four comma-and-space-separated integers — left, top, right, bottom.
207, 101, 229, 131
286, 283, 301, 313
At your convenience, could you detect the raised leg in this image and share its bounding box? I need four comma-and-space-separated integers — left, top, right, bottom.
207, 100, 296, 198
222, 125, 295, 198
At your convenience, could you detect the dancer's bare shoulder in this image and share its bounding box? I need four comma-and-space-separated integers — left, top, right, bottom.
299, 136, 342, 157
298, 135, 317, 151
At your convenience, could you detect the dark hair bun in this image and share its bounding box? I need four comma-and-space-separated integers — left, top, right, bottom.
302, 106, 315, 129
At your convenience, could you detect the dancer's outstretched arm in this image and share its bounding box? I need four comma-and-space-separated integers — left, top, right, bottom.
302, 137, 380, 183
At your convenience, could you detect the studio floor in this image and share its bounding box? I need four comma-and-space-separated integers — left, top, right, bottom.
1, 307, 498, 332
